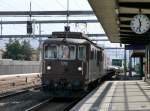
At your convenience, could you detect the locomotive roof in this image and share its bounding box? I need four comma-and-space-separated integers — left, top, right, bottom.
44, 32, 103, 50
44, 38, 87, 44
52, 32, 86, 38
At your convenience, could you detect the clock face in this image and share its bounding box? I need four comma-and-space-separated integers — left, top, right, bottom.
130, 14, 150, 34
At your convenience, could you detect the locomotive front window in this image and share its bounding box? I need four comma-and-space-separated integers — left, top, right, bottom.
44, 45, 57, 59
59, 45, 76, 60
69, 45, 76, 59
78, 46, 86, 60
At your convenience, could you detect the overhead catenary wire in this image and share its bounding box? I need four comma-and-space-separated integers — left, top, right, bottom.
66, 0, 70, 27
29, 1, 32, 20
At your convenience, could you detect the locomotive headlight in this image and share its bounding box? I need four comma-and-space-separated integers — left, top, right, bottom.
78, 67, 82, 71
47, 66, 51, 70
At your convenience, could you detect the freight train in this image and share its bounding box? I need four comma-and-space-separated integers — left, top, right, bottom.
41, 31, 114, 95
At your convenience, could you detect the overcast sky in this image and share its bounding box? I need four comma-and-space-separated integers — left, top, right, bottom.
0, 0, 121, 50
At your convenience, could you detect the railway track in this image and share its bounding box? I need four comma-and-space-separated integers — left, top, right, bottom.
25, 98, 53, 111
25, 97, 82, 111
24, 79, 107, 111
24, 91, 87, 111
0, 83, 86, 111
0, 86, 51, 111
61, 98, 81, 111
0, 79, 106, 111
0, 85, 41, 99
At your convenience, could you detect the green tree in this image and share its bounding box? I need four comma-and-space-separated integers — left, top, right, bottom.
3, 39, 32, 60
21, 40, 32, 60
4, 39, 22, 60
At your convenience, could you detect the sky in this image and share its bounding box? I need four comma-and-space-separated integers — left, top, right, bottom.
0, 0, 124, 60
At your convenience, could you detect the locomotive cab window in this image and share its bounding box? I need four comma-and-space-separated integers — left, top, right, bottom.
44, 45, 57, 59
78, 46, 86, 60
59, 45, 76, 60
90, 50, 94, 59
97, 51, 100, 65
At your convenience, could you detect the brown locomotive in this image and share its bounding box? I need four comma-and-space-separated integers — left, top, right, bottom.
42, 32, 109, 93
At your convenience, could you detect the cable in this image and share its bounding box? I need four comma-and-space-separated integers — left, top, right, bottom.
66, 0, 70, 27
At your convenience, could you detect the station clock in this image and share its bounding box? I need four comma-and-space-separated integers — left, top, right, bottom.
130, 14, 150, 34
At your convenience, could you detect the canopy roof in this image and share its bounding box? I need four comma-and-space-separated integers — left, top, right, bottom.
88, 0, 150, 44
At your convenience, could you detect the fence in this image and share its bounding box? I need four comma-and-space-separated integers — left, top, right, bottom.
0, 59, 41, 75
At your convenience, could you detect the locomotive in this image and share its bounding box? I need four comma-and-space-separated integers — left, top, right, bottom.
41, 31, 109, 94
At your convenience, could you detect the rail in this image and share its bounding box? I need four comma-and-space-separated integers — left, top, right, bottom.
25, 98, 53, 111
61, 99, 82, 111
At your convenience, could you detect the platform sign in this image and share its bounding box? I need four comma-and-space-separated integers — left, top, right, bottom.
112, 59, 122, 67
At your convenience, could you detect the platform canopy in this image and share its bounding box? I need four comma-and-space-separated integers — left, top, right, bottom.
88, 0, 150, 44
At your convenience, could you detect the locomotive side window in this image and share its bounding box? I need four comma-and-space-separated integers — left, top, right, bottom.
69, 45, 76, 59
44, 45, 57, 59
100, 51, 103, 61
97, 51, 100, 65
90, 50, 94, 59
78, 46, 86, 60
59, 45, 76, 60
94, 50, 97, 62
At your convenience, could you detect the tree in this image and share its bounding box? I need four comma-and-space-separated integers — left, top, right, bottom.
3, 39, 32, 60
4, 39, 22, 60
21, 40, 32, 60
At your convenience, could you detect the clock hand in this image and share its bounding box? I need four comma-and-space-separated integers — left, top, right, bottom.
139, 19, 141, 32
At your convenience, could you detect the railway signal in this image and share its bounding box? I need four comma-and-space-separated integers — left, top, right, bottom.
27, 21, 32, 34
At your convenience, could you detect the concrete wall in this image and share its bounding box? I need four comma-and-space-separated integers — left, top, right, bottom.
0, 59, 41, 75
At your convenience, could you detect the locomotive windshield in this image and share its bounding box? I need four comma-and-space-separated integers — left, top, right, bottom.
78, 46, 86, 60
44, 45, 57, 59
59, 45, 76, 60
44, 44, 76, 60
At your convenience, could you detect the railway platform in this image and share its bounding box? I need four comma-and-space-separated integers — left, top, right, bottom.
71, 80, 150, 111
0, 73, 41, 94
